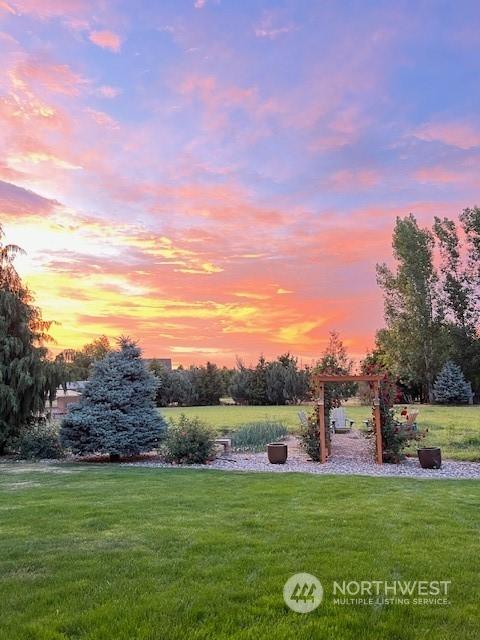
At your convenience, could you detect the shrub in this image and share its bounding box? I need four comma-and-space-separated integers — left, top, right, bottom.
299, 407, 322, 461
230, 420, 288, 452
164, 415, 216, 464
17, 419, 64, 460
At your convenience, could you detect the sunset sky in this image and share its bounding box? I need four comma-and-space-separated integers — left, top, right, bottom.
1, 1, 480, 365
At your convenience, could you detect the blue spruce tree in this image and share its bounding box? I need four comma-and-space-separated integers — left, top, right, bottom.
60, 337, 166, 460
433, 361, 472, 405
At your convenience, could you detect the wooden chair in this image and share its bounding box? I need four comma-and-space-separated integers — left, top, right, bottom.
330, 407, 354, 434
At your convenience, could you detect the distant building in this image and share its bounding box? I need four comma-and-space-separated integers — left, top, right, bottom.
144, 358, 173, 372
51, 388, 83, 417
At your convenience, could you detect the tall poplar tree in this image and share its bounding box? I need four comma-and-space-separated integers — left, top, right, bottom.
376, 214, 445, 402
433, 214, 480, 397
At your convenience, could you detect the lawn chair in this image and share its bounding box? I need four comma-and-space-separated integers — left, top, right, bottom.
330, 407, 354, 434
405, 411, 419, 432
394, 410, 419, 437
298, 410, 309, 429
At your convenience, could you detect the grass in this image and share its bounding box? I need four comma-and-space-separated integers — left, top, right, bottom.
162, 404, 480, 461
0, 464, 479, 639
162, 404, 311, 432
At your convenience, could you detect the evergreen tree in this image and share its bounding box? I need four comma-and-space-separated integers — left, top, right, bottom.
169, 369, 196, 405
0, 225, 54, 454
314, 331, 357, 401
251, 355, 268, 405
229, 359, 255, 404
230, 354, 309, 405
265, 361, 287, 404
60, 337, 166, 459
191, 361, 223, 405
433, 361, 472, 405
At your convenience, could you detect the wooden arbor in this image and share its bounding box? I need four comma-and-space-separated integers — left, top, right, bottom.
311, 374, 384, 465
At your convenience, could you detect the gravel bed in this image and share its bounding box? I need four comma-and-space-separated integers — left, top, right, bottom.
123, 452, 480, 480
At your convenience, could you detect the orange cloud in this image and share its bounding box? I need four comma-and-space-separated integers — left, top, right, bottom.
89, 30, 122, 52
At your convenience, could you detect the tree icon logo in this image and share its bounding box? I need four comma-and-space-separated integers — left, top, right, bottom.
283, 573, 323, 613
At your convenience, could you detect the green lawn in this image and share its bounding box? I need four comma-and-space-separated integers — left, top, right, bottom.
0, 465, 478, 639
162, 404, 480, 461
162, 404, 312, 431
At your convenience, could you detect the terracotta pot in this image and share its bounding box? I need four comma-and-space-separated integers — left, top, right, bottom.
267, 442, 288, 464
417, 447, 441, 469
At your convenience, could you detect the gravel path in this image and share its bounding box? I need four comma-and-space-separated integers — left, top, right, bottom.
123, 434, 480, 481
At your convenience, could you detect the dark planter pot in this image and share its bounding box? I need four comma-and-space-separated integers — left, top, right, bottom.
267, 442, 288, 464
417, 447, 442, 469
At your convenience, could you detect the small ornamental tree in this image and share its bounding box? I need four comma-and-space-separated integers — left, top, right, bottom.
60, 337, 166, 460
433, 361, 472, 405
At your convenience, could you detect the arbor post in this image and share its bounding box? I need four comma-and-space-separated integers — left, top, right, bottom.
317, 382, 327, 463
373, 380, 383, 464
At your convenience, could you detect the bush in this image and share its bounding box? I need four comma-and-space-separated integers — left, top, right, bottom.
164, 415, 216, 464
299, 408, 322, 461
230, 420, 288, 452
17, 420, 64, 460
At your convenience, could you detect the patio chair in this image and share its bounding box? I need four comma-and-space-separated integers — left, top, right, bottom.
330, 407, 354, 434
298, 410, 309, 429
405, 411, 419, 431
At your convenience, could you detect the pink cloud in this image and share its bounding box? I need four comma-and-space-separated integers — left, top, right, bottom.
16, 58, 87, 96
0, 179, 59, 219
414, 120, 480, 150
414, 166, 462, 184
97, 85, 121, 99
89, 30, 122, 53
10, 0, 90, 20
0, 1, 16, 14
327, 168, 380, 190
253, 9, 298, 40
86, 108, 119, 129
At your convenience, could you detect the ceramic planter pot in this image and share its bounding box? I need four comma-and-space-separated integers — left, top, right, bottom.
417, 447, 442, 469
267, 442, 288, 464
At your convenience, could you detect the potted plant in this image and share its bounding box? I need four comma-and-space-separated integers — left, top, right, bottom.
417, 446, 442, 469
267, 442, 288, 464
